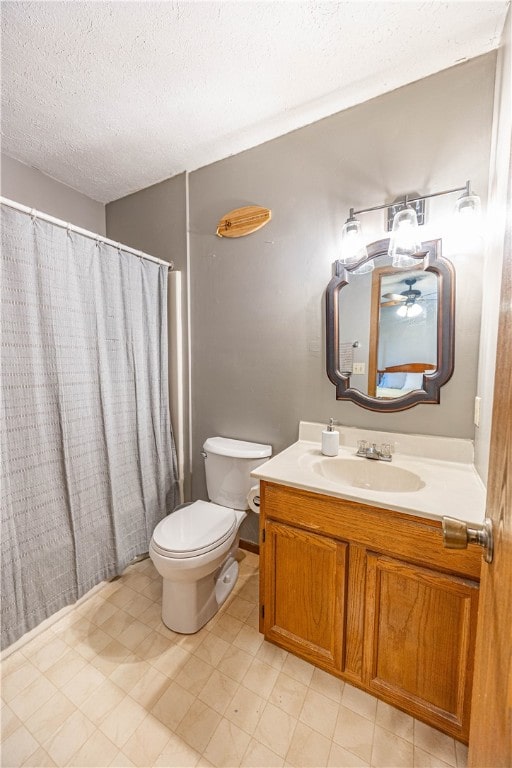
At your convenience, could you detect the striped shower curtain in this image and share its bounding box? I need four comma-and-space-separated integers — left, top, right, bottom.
1, 204, 179, 649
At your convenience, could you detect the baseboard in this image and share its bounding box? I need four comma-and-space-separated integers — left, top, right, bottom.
239, 539, 259, 555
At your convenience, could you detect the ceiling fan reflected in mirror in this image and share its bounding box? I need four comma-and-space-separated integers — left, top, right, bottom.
380, 277, 436, 318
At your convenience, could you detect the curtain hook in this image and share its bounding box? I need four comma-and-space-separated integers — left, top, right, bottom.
30, 209, 37, 222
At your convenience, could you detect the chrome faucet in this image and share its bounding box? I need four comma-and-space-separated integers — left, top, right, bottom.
356, 440, 392, 462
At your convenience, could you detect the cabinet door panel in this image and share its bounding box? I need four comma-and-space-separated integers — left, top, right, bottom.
364, 554, 478, 740
263, 521, 346, 673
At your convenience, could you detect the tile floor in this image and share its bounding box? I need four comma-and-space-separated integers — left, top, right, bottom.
1, 551, 469, 768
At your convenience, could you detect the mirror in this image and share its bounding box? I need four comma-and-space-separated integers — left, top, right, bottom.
326, 239, 455, 412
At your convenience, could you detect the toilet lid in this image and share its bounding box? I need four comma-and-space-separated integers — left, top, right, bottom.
152, 501, 237, 558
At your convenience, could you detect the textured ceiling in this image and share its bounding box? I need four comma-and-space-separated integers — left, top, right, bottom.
1, 1, 508, 203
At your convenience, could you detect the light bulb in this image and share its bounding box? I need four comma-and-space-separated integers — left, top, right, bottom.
340, 216, 368, 265
388, 206, 422, 268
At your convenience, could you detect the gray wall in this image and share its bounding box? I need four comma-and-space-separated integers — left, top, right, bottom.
1, 154, 105, 234
188, 54, 495, 505
106, 55, 497, 537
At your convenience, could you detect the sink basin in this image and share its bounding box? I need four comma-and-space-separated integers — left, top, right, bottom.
311, 457, 425, 493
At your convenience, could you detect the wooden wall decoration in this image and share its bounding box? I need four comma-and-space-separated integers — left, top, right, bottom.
216, 205, 271, 238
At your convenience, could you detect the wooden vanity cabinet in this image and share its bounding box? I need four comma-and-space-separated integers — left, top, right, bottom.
259, 481, 481, 742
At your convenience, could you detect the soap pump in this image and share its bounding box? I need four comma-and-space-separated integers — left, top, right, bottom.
321, 418, 339, 456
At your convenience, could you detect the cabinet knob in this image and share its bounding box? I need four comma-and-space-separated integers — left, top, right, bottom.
442, 516, 493, 564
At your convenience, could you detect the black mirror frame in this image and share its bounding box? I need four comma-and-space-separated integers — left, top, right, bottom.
326, 238, 455, 412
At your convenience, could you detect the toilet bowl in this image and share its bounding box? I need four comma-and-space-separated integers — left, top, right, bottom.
149, 437, 271, 633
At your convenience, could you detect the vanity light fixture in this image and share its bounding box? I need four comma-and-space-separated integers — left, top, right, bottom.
341, 181, 481, 273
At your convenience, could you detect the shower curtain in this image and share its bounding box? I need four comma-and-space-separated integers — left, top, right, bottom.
1, 204, 179, 649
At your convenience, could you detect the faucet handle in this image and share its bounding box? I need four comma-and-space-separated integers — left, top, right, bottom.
380, 443, 392, 461
356, 440, 368, 456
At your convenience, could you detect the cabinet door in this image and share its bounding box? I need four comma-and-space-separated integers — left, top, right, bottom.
364, 553, 479, 741
262, 521, 347, 674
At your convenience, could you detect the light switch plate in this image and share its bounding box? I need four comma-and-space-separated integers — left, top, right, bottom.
353, 362, 366, 374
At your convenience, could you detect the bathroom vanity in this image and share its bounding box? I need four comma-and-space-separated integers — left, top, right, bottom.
252, 423, 486, 743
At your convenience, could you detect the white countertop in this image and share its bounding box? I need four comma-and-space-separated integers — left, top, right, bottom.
252, 424, 486, 525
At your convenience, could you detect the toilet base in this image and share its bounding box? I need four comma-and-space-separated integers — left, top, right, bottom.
161, 554, 239, 634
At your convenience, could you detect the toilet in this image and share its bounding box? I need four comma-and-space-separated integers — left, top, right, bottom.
149, 436, 272, 633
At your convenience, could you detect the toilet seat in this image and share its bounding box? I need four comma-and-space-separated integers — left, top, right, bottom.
151, 501, 237, 559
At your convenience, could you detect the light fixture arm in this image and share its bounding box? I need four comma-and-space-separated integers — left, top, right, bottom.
351, 181, 471, 217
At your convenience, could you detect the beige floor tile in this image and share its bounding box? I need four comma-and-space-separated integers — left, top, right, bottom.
300, 687, 339, 739
137, 600, 164, 629
253, 701, 298, 759
152, 642, 191, 678
128, 664, 169, 709
132, 627, 175, 660
61, 661, 106, 705
281, 653, 315, 686
150, 680, 195, 731
203, 717, 252, 766
98, 694, 147, 749
333, 705, 375, 763
255, 640, 288, 671
21, 746, 57, 766
269, 671, 308, 718
23, 635, 69, 673
176, 654, 215, 695
44, 648, 88, 688
371, 724, 415, 767
85, 597, 119, 627
142, 578, 161, 602
108, 657, 153, 694
9, 673, 59, 721
224, 684, 266, 735
414, 720, 457, 766
1, 725, 39, 768
122, 713, 172, 767
153, 731, 201, 766
241, 738, 285, 767
342, 683, 378, 721
66, 728, 119, 767
217, 644, 254, 683
375, 699, 414, 742
225, 595, 254, 622
198, 668, 240, 714
80, 679, 126, 725
310, 667, 345, 703
455, 740, 468, 768
106, 586, 138, 611
242, 657, 280, 699
245, 606, 260, 630
24, 690, 75, 742
327, 742, 370, 767
1, 660, 40, 702
233, 625, 264, 656
43, 709, 96, 767
208, 611, 245, 643
109, 750, 136, 767
74, 625, 113, 661
286, 721, 331, 767
176, 699, 222, 754
88, 638, 132, 676
2, 647, 32, 678
124, 593, 154, 620
115, 619, 153, 652
194, 632, 230, 667
1, 703, 23, 740
174, 627, 211, 654
414, 746, 455, 768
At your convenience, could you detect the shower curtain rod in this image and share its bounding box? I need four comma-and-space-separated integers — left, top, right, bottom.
0, 196, 174, 270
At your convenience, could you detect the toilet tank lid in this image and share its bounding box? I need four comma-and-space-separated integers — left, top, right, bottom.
203, 436, 272, 459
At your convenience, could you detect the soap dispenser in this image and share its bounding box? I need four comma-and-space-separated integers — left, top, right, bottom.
321, 418, 339, 456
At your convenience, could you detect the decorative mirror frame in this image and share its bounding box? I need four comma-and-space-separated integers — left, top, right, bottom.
326, 238, 455, 412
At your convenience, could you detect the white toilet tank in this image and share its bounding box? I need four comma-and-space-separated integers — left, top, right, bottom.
203, 437, 272, 510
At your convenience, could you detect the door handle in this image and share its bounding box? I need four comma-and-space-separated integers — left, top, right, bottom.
442, 516, 493, 563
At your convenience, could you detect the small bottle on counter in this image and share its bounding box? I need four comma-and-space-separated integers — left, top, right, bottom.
321, 418, 339, 456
